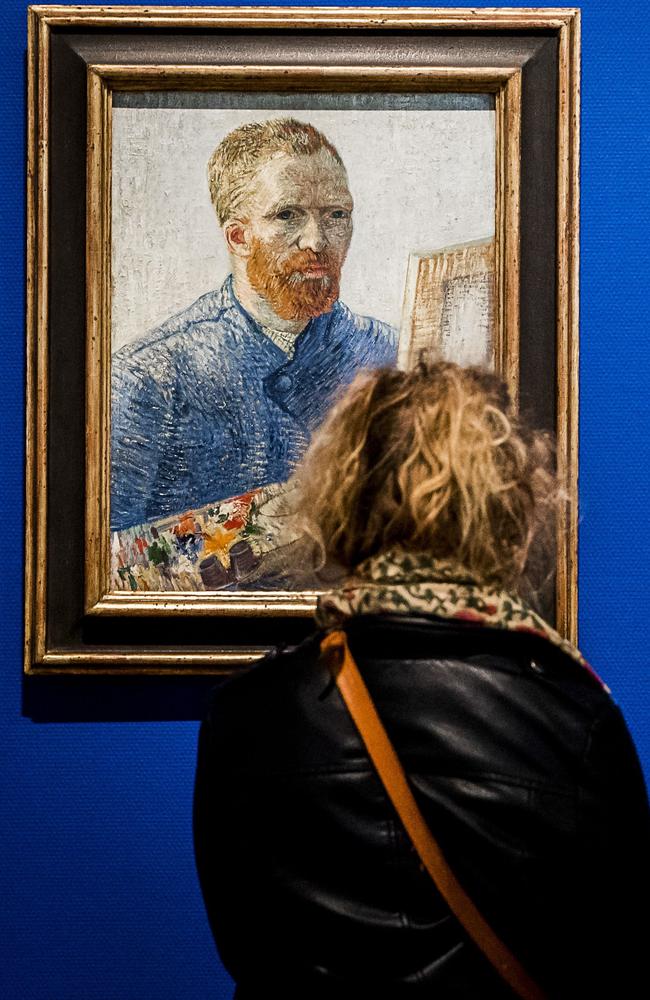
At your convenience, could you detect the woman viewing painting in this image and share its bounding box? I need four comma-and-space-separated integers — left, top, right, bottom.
194, 361, 649, 998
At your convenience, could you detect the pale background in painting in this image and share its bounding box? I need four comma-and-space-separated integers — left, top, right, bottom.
111, 104, 495, 350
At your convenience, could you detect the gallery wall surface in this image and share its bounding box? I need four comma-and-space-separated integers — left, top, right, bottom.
1, 2, 648, 998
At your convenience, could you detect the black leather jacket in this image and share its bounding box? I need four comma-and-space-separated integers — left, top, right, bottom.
194, 614, 649, 998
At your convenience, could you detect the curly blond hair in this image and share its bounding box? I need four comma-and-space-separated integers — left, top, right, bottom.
292, 362, 562, 595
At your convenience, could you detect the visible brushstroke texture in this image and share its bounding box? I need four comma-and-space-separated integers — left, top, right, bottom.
440, 272, 494, 366
110, 107, 494, 579
111, 482, 326, 592
111, 108, 495, 349
114, 91, 494, 112
398, 239, 495, 370
111, 276, 396, 530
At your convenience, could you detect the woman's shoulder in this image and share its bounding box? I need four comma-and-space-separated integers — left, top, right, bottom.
208, 610, 613, 710
201, 631, 328, 754
208, 630, 325, 703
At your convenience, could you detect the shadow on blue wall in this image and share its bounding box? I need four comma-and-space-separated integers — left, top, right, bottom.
23, 674, 225, 722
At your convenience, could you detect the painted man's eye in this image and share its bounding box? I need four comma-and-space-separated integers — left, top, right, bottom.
277, 209, 295, 221
330, 209, 349, 220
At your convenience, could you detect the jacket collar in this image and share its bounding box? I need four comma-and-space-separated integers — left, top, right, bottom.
316, 547, 608, 691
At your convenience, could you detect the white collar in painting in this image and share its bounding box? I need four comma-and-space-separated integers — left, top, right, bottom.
260, 324, 299, 360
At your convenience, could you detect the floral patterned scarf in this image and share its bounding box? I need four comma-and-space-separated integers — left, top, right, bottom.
315, 548, 608, 692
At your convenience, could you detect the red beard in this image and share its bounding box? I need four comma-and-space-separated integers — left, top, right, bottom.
246, 239, 342, 322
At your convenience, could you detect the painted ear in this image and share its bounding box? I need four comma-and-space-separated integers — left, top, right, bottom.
224, 219, 251, 258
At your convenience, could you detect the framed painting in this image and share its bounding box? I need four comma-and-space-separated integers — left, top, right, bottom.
25, 6, 580, 674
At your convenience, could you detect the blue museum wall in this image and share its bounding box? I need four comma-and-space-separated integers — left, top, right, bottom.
0, 1, 648, 997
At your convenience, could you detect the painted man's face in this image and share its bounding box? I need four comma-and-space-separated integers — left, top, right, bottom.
235, 148, 354, 322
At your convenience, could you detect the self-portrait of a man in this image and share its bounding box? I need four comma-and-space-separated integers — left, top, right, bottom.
109, 95, 495, 590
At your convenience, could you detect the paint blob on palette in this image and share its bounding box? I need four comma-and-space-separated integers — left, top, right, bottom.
110, 481, 313, 592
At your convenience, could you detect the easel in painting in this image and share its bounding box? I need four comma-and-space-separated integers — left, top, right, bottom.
398, 238, 495, 370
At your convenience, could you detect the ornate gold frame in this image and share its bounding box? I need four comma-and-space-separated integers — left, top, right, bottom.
26, 6, 580, 674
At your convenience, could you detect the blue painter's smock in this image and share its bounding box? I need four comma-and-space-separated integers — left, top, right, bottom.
110, 276, 397, 531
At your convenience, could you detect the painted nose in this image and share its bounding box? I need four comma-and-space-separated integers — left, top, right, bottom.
297, 215, 327, 252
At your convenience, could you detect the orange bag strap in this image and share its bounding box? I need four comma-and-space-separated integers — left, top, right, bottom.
320, 629, 547, 1000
